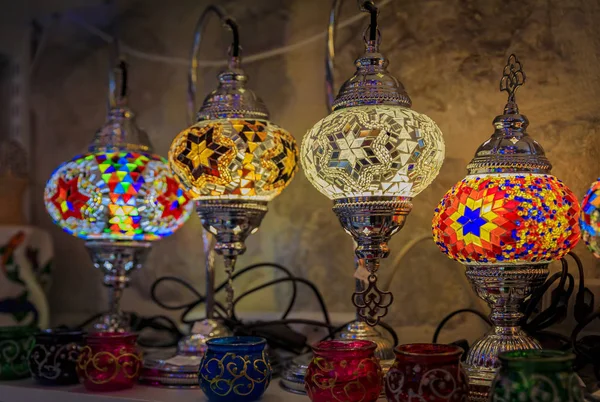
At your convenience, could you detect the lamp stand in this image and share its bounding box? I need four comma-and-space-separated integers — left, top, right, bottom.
464, 264, 548, 401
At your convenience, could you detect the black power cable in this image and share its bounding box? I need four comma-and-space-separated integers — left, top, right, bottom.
362, 1, 378, 41
200, 5, 239, 57
432, 308, 491, 344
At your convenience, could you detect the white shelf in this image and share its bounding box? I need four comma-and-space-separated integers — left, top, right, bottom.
0, 378, 309, 402
1, 378, 596, 401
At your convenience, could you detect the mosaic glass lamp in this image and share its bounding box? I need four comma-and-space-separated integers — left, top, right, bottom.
168, 17, 299, 319
44, 61, 193, 332
580, 180, 600, 258
432, 54, 581, 401
301, 1, 445, 326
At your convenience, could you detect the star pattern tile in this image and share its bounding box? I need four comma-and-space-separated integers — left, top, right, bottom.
432, 174, 581, 265
301, 105, 444, 199
50, 177, 90, 220
169, 119, 298, 200
44, 151, 193, 241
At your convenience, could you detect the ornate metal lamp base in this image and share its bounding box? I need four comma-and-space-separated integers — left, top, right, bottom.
85, 241, 151, 333
332, 196, 412, 325
195, 199, 268, 317
338, 320, 395, 365
464, 264, 548, 400
195, 199, 268, 256
177, 318, 232, 356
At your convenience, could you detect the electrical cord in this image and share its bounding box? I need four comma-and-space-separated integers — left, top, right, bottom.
432, 308, 491, 344
214, 262, 299, 323
362, 1, 378, 41
54, 0, 393, 68
435, 252, 600, 387
522, 259, 574, 332
144, 261, 344, 352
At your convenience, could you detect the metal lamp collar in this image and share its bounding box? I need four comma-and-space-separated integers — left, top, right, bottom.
332, 34, 412, 111
88, 103, 153, 154
467, 54, 552, 175
196, 56, 270, 121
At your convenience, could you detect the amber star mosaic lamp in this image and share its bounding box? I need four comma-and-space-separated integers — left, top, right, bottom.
431, 54, 581, 401
44, 62, 193, 332
581, 179, 600, 259
301, 1, 445, 326
168, 18, 299, 319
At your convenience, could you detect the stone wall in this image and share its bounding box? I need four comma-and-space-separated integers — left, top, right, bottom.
28, 0, 600, 343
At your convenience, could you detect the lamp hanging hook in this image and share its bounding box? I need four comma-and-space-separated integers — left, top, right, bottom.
326, 0, 382, 112
187, 5, 240, 126
107, 39, 128, 109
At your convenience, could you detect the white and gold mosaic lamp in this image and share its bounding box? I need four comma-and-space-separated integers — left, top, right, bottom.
301, 0, 445, 326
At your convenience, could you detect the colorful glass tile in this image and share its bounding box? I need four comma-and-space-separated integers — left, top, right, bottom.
432, 174, 580, 265
580, 179, 600, 258
301, 105, 445, 200
44, 151, 193, 241
169, 119, 299, 201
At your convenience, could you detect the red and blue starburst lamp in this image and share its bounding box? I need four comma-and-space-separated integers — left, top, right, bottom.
44, 62, 193, 332
581, 180, 600, 259
432, 55, 581, 401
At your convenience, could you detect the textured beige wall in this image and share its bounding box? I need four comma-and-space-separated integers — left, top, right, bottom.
29, 0, 600, 343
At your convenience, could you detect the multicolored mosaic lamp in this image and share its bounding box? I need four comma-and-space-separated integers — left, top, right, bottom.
301, 1, 445, 326
168, 14, 299, 318
432, 55, 581, 401
44, 61, 193, 332
580, 180, 600, 259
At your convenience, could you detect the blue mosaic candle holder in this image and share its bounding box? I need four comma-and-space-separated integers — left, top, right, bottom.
199, 336, 271, 401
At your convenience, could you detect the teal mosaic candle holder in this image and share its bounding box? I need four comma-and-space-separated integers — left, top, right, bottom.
490, 350, 584, 402
0, 326, 36, 380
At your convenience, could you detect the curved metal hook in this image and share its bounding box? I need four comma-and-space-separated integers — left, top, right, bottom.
325, 0, 380, 113
187, 5, 240, 126
325, 0, 341, 112
107, 39, 128, 110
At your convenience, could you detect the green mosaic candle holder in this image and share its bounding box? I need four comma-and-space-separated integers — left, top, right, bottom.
0, 326, 36, 380
490, 349, 584, 402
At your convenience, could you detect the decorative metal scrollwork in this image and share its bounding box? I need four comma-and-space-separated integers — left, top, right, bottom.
352, 274, 393, 326
500, 54, 526, 103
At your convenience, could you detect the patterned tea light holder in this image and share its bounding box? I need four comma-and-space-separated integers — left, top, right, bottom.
169, 13, 298, 320
580, 179, 600, 258
77, 332, 142, 391
305, 340, 382, 402
28, 328, 84, 385
432, 55, 581, 401
301, 0, 445, 326
199, 336, 272, 402
0, 325, 36, 380
490, 350, 584, 402
44, 60, 193, 332
384, 343, 468, 402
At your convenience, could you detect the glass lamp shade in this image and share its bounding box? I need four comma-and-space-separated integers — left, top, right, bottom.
432, 173, 580, 265
301, 105, 444, 200
44, 150, 192, 241
580, 179, 600, 258
169, 118, 298, 201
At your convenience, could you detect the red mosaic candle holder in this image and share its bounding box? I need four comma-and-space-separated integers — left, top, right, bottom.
76, 332, 142, 392
305, 340, 382, 402
385, 343, 468, 402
